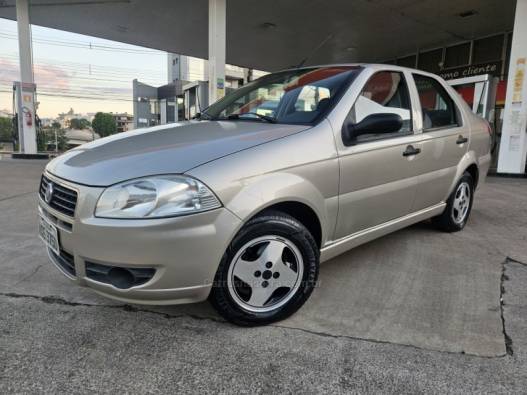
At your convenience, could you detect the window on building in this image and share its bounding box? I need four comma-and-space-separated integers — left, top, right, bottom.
444, 42, 471, 68
397, 55, 417, 68
413, 74, 459, 130
348, 71, 412, 139
418, 49, 443, 73
473, 34, 504, 63
149, 99, 160, 116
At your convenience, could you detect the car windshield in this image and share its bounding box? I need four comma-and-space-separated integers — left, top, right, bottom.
202, 66, 362, 125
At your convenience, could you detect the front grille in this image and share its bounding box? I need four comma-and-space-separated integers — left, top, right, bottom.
50, 248, 76, 276
39, 175, 78, 217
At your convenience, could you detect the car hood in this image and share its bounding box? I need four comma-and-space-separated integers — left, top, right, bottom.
46, 120, 309, 186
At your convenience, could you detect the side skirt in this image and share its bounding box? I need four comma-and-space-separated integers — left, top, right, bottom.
320, 203, 446, 263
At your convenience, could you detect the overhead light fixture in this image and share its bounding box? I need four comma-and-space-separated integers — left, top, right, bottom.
261, 22, 277, 30
458, 10, 478, 18
345, 46, 356, 52
115, 25, 128, 33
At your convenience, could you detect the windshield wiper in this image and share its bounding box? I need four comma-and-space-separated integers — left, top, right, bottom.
227, 112, 277, 123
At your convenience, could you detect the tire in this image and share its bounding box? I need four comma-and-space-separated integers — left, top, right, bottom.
209, 210, 319, 326
432, 171, 474, 232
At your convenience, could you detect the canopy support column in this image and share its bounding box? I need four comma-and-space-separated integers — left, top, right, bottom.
16, 0, 37, 154
498, 0, 527, 174
208, 0, 226, 106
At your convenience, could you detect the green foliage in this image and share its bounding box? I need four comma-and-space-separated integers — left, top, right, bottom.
56, 128, 68, 151
0, 117, 14, 142
91, 112, 117, 137
38, 124, 68, 152
69, 118, 91, 130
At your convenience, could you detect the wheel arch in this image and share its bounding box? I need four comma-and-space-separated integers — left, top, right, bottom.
465, 163, 479, 188
447, 151, 480, 198
250, 201, 323, 249
222, 173, 332, 249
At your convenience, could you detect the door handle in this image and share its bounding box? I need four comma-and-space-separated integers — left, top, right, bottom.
402, 145, 421, 157
456, 135, 468, 145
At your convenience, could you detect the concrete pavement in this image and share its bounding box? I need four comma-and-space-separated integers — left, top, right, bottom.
1, 158, 526, 393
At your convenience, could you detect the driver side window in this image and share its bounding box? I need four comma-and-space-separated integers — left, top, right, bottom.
348, 71, 412, 141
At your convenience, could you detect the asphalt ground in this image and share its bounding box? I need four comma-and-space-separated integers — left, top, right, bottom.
1, 158, 526, 393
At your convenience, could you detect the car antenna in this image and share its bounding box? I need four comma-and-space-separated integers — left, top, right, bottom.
294, 33, 334, 68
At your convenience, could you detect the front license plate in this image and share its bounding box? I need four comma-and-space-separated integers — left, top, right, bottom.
39, 214, 60, 256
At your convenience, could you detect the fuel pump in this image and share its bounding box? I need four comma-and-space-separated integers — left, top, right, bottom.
13, 81, 38, 154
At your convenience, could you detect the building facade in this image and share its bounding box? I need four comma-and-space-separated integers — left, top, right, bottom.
134, 54, 267, 128
112, 113, 134, 133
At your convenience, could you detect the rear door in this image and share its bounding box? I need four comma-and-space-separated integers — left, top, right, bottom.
410, 74, 470, 211
333, 70, 423, 239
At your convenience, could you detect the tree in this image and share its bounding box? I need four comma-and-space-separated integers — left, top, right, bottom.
38, 123, 68, 152
69, 118, 91, 130
0, 117, 14, 142
56, 128, 68, 151
91, 112, 117, 137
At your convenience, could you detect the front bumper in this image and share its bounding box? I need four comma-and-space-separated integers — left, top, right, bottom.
39, 172, 241, 305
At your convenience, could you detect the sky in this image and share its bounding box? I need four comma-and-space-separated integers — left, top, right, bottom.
0, 17, 168, 118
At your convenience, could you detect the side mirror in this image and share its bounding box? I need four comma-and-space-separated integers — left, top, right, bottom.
342, 113, 403, 146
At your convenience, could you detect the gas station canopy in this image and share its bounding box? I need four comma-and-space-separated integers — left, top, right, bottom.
0, 0, 516, 71
3, 0, 527, 175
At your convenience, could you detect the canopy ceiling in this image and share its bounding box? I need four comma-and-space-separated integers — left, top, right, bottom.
0, 0, 517, 71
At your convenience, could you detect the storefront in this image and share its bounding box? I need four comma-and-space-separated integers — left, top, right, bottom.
385, 32, 514, 171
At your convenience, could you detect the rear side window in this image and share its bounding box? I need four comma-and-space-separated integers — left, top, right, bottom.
413, 74, 459, 130
349, 71, 412, 136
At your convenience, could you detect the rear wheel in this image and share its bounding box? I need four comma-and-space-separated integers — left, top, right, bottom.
210, 210, 319, 326
432, 171, 474, 232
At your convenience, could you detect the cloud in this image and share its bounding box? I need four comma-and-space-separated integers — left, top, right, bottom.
0, 58, 131, 96
0, 58, 19, 82
0, 58, 69, 89
34, 63, 70, 89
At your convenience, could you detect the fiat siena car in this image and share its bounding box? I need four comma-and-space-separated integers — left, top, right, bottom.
39, 64, 491, 325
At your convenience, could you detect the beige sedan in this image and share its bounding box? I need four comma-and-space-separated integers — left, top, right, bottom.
38, 64, 491, 325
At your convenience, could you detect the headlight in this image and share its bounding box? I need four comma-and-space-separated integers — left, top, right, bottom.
95, 175, 221, 219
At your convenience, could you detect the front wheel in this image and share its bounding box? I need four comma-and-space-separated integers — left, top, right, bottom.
209, 210, 319, 326
432, 171, 474, 232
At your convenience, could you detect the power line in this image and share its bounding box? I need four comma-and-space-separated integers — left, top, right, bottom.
1, 53, 167, 79
1, 51, 167, 74
0, 81, 132, 97
0, 31, 165, 55
0, 89, 134, 102
0, 86, 131, 98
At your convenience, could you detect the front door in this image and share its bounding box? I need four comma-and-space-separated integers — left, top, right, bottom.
334, 70, 422, 239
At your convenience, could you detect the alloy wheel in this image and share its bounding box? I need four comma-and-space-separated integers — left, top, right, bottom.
451, 181, 471, 224
227, 235, 304, 313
